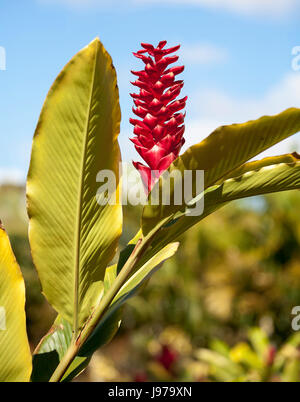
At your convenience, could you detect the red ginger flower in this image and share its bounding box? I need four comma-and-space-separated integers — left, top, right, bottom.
130, 41, 187, 192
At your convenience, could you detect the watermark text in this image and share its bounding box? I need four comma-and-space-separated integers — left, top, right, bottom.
0, 46, 6, 71
0, 307, 6, 330
96, 163, 205, 217
291, 306, 300, 331
292, 46, 300, 72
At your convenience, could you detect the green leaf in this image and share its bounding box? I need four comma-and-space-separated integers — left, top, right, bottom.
282, 359, 300, 382
78, 242, 179, 357
248, 327, 269, 360
215, 152, 300, 184
142, 108, 300, 234
26, 38, 122, 332
31, 315, 72, 382
141, 157, 300, 263
0, 225, 32, 381
32, 242, 179, 381
196, 349, 244, 381
31, 314, 92, 383
229, 343, 263, 370
116, 242, 179, 300
31, 264, 119, 382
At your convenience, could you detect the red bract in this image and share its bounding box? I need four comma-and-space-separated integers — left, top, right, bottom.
130, 41, 187, 192
156, 344, 178, 372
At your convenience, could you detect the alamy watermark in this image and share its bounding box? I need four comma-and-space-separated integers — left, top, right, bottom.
0, 46, 6, 71
0, 307, 6, 330
291, 46, 300, 72
96, 162, 205, 217
291, 306, 300, 331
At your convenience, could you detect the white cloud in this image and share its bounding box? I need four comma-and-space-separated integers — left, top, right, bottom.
180, 43, 228, 65
120, 73, 300, 162
0, 168, 26, 185
192, 73, 300, 122
38, 0, 300, 17
184, 73, 300, 158
137, 0, 300, 17
37, 0, 101, 8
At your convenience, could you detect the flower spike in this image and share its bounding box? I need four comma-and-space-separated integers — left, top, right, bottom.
130, 41, 187, 192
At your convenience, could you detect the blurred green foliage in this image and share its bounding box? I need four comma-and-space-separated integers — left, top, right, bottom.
0, 184, 299, 381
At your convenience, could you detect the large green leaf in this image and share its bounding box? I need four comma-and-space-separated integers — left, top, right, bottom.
31, 315, 73, 382
0, 225, 32, 381
31, 315, 93, 382
31, 264, 119, 382
215, 152, 300, 184
78, 241, 179, 357
31, 243, 179, 381
142, 108, 300, 234
26, 38, 122, 332
140, 157, 300, 264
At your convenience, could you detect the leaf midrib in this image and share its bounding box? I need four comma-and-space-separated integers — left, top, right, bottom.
73, 41, 99, 336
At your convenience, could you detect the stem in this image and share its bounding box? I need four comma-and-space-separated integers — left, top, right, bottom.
49, 219, 168, 382
76, 237, 144, 347
49, 343, 79, 382
49, 242, 141, 381
49, 218, 170, 382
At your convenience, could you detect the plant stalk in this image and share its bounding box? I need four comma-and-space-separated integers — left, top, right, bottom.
49, 220, 168, 382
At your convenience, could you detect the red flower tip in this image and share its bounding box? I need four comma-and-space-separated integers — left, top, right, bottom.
266, 345, 277, 366
156, 344, 178, 371
130, 41, 186, 193
134, 372, 148, 382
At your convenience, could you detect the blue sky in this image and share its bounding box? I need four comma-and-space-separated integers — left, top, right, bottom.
0, 0, 300, 183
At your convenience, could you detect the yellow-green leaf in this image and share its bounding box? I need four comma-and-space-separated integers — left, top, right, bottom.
142, 158, 300, 263
31, 265, 119, 382
114, 241, 179, 302
142, 108, 300, 234
79, 242, 179, 357
0, 225, 32, 381
26, 38, 122, 333
215, 152, 300, 184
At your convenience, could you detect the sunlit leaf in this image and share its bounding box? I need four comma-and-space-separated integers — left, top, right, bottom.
140, 158, 300, 264
31, 315, 73, 382
0, 225, 32, 381
26, 38, 122, 332
78, 242, 179, 357
142, 108, 300, 234
31, 264, 118, 382
32, 242, 179, 381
